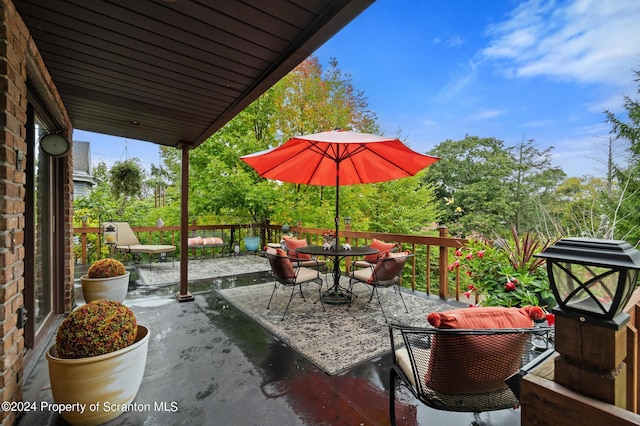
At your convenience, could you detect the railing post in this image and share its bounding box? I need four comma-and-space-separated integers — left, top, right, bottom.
345, 220, 352, 273
81, 219, 88, 265
438, 224, 449, 298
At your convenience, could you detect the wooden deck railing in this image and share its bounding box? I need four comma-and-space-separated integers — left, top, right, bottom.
73, 221, 467, 302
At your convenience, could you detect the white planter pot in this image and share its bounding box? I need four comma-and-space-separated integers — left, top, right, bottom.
81, 272, 130, 303
46, 324, 150, 426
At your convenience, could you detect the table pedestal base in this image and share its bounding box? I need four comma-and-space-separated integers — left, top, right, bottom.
320, 287, 353, 305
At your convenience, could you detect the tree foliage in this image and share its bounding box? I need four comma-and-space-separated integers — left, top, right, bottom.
423, 136, 565, 238
604, 67, 640, 245
76, 58, 640, 255
172, 56, 439, 232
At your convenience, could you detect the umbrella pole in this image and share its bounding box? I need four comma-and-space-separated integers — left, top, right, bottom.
335, 161, 340, 247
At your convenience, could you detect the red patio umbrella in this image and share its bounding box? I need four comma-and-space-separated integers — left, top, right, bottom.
240, 129, 439, 244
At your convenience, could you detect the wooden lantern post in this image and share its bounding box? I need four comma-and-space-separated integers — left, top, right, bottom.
535, 238, 640, 408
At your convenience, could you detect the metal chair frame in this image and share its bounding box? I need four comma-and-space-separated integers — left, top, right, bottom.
266, 251, 325, 321
388, 323, 552, 425
348, 253, 413, 322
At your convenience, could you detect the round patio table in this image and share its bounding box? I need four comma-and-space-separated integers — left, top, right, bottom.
296, 245, 378, 305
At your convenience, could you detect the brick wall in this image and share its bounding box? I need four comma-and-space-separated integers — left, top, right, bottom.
0, 1, 73, 424
0, 3, 28, 423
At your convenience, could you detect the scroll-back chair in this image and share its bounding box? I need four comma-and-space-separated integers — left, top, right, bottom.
265, 248, 324, 321
348, 252, 412, 322
389, 306, 550, 425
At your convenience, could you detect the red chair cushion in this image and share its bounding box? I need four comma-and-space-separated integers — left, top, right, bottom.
427, 306, 543, 329
284, 238, 312, 260
424, 306, 543, 394
364, 238, 398, 262
269, 248, 295, 279
187, 236, 203, 246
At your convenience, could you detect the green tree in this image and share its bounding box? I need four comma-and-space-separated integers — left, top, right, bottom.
424, 136, 564, 238
424, 136, 514, 237
507, 140, 566, 233
604, 67, 640, 245
176, 55, 440, 233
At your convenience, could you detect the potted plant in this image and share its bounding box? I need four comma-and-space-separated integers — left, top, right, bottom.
451, 227, 556, 309
81, 258, 130, 303
46, 300, 150, 426
244, 223, 261, 252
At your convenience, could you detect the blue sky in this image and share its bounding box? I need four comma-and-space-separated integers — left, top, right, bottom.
75, 0, 640, 178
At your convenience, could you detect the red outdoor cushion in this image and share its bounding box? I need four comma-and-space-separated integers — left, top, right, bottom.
268, 248, 296, 280
284, 238, 312, 260
187, 236, 203, 246
364, 238, 398, 263
427, 306, 544, 329
424, 306, 543, 395
202, 237, 223, 245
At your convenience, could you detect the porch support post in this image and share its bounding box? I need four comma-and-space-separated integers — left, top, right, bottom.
176, 144, 194, 302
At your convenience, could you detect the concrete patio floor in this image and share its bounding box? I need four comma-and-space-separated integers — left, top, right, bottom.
18, 255, 523, 426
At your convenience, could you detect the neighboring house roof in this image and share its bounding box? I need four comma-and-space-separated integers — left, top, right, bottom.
73, 141, 91, 174
72, 141, 97, 190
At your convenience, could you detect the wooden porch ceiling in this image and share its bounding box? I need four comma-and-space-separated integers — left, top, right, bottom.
14, 0, 373, 148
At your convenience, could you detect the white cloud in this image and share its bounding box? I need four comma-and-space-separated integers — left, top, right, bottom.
482, 0, 640, 88
446, 35, 464, 47
421, 117, 437, 126
438, 60, 478, 100
520, 119, 554, 128
470, 109, 504, 120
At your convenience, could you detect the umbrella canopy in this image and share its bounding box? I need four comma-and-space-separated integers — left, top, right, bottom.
240, 130, 439, 242
241, 130, 438, 186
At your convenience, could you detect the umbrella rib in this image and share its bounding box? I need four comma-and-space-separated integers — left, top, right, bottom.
305, 141, 337, 185
361, 144, 417, 176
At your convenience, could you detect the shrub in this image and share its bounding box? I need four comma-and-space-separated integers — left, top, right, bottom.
451, 227, 556, 309
87, 258, 126, 278
55, 300, 137, 359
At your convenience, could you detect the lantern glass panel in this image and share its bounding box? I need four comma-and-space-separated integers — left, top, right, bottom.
551, 262, 620, 316
104, 224, 117, 245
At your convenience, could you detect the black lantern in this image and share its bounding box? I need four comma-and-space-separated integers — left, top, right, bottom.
103, 222, 118, 246
535, 238, 640, 321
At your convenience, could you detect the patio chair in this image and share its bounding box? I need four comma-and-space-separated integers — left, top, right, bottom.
389, 306, 551, 425
111, 222, 176, 265
351, 238, 400, 270
266, 248, 325, 321
348, 252, 412, 322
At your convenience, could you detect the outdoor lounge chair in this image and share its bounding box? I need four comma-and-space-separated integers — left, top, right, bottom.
348, 252, 412, 322
388, 306, 552, 425
111, 222, 176, 265
266, 248, 325, 321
